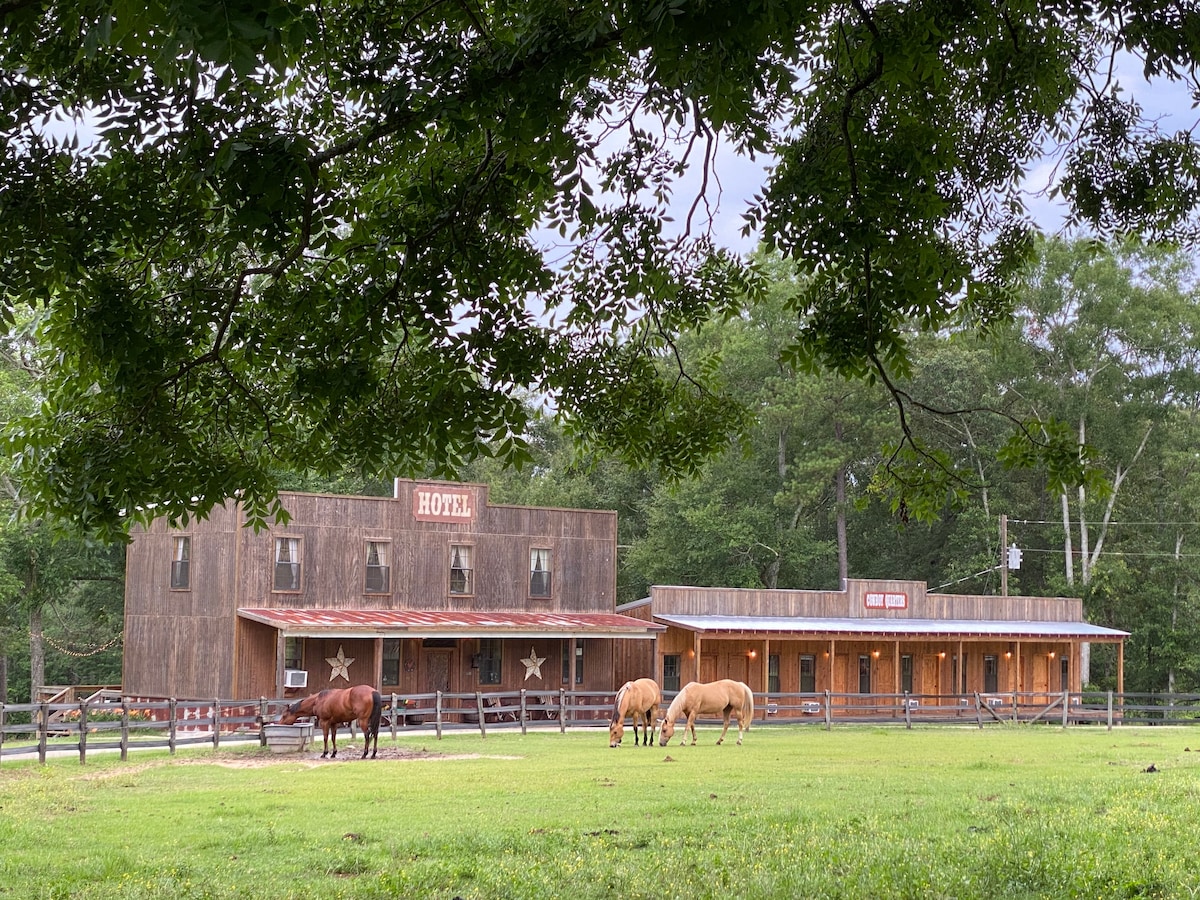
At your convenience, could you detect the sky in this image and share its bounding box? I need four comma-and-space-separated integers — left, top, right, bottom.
641, 57, 1200, 257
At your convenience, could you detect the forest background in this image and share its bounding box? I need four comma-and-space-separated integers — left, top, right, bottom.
2, 235, 1198, 705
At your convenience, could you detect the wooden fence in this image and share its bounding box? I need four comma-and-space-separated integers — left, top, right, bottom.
3, 689, 1199, 765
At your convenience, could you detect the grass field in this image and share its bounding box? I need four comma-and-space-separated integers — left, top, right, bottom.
2, 724, 1199, 899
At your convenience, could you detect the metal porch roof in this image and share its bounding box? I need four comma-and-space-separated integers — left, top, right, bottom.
653, 614, 1128, 641
238, 608, 665, 640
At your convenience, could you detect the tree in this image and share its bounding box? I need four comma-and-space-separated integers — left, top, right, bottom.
2, 0, 1198, 538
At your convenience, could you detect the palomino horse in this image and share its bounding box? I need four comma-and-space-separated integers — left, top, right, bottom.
608, 677, 662, 748
658, 679, 754, 746
278, 684, 383, 759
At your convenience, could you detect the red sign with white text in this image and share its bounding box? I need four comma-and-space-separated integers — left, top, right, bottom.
412, 488, 477, 523
864, 592, 908, 610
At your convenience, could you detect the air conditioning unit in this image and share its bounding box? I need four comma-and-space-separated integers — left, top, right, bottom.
986, 696, 1004, 707
801, 700, 821, 715
905, 699, 920, 709
284, 669, 308, 688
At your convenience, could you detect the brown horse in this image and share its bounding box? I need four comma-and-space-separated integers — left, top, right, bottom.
608, 678, 662, 748
658, 679, 754, 746
278, 684, 383, 759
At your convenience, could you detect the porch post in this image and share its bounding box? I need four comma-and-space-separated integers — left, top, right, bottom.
569, 637, 578, 688
828, 639, 836, 694
275, 631, 287, 697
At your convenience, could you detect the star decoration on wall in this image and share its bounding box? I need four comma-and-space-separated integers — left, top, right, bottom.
326, 645, 355, 681
521, 647, 546, 681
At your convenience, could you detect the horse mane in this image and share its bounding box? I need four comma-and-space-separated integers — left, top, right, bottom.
610, 682, 630, 723
664, 684, 689, 722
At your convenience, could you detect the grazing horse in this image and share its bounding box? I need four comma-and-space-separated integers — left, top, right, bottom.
609, 678, 662, 748
277, 684, 383, 759
658, 679, 754, 747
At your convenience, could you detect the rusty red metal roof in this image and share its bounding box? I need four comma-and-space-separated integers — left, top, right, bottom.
238, 608, 664, 639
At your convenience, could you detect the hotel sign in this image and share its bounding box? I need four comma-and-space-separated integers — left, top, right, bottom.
413, 487, 477, 523
865, 591, 908, 611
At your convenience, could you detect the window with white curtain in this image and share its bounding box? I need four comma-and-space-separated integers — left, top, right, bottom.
529, 547, 552, 597
274, 536, 302, 591
170, 535, 190, 590
365, 540, 390, 593
450, 544, 473, 595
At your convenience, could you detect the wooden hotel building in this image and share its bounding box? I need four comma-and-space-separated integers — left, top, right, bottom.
122, 480, 662, 702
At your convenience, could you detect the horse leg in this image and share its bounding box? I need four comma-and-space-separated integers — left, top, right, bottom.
685, 712, 697, 745
633, 711, 642, 746
320, 722, 331, 758
329, 722, 338, 758
644, 707, 656, 747
716, 709, 733, 745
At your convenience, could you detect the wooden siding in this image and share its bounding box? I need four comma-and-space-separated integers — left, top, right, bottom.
124, 482, 621, 699
649, 581, 1084, 622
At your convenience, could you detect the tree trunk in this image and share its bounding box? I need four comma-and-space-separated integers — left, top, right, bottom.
29, 604, 44, 703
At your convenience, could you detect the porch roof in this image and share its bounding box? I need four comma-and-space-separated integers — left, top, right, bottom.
238, 608, 665, 640
653, 614, 1128, 642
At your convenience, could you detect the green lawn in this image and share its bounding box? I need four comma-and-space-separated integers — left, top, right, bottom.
2, 724, 1198, 898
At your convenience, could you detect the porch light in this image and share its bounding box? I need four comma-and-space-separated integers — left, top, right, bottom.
938, 652, 946, 659
1049, 651, 1056, 659
748, 650, 757, 659
872, 650, 880, 658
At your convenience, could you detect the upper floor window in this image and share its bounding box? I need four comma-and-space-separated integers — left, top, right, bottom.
365, 540, 391, 593
450, 544, 473, 595
170, 536, 190, 590
274, 536, 302, 591
529, 547, 552, 598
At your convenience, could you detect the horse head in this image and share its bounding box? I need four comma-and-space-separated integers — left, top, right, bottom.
608, 718, 624, 748
277, 699, 304, 725
657, 717, 675, 746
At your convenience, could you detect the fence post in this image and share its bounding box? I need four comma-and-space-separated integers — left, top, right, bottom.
974, 692, 983, 729
559, 689, 567, 734
1062, 690, 1069, 728
38, 701, 49, 764
258, 697, 268, 747
520, 689, 528, 736
212, 699, 221, 750
823, 690, 831, 730
1011, 690, 1018, 724
120, 697, 130, 761
475, 692, 487, 738
78, 700, 89, 765
435, 691, 443, 740
390, 693, 399, 739
169, 699, 177, 754
1107, 690, 1114, 731
904, 692, 911, 729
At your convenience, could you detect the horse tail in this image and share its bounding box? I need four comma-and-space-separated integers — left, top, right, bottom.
611, 682, 630, 723
370, 690, 383, 737
742, 683, 754, 729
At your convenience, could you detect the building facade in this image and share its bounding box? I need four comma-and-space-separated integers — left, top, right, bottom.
621, 580, 1128, 707
123, 479, 661, 701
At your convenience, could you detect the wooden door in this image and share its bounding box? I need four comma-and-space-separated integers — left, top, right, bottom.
423, 649, 452, 694
921, 655, 941, 697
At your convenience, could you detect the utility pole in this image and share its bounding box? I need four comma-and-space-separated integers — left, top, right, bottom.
1000, 514, 1007, 596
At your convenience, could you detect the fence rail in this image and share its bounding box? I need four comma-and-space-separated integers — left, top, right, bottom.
3, 688, 1199, 765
